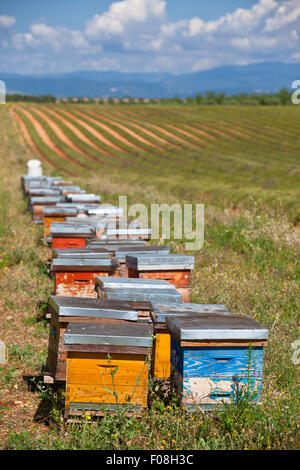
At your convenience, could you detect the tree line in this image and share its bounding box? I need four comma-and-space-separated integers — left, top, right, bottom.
6, 88, 293, 105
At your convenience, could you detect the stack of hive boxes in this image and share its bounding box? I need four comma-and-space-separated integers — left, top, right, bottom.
22, 171, 269, 420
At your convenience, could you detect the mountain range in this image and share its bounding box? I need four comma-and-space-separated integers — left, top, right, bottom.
1, 62, 299, 98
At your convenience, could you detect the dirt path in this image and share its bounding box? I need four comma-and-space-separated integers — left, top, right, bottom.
164, 123, 207, 144
107, 110, 174, 147
124, 109, 210, 145
73, 110, 141, 151
46, 108, 112, 156
14, 106, 79, 167
88, 110, 160, 149
10, 107, 55, 168
29, 106, 91, 169
57, 108, 124, 152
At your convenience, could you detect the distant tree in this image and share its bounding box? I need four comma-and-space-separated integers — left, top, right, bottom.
195, 94, 203, 104
278, 88, 291, 105
205, 91, 216, 102
216, 93, 225, 104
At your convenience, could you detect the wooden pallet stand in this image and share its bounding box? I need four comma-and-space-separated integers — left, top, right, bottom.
150, 302, 231, 380
63, 322, 153, 419
126, 254, 194, 302
44, 295, 143, 383
166, 314, 269, 411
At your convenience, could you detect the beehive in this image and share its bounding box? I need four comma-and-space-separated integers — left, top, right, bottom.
57, 186, 86, 195
52, 257, 118, 297
86, 239, 146, 248
66, 194, 101, 204
52, 248, 111, 259
105, 228, 151, 240
30, 196, 66, 223
63, 322, 153, 418
21, 175, 62, 194
126, 254, 194, 302
150, 303, 231, 380
166, 315, 269, 411
95, 277, 182, 322
86, 240, 149, 276
115, 245, 170, 278
43, 207, 79, 238
29, 188, 61, 197
50, 223, 95, 249
44, 295, 141, 383
87, 205, 123, 220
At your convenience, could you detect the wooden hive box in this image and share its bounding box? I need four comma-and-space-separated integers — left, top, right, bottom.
64, 216, 116, 239
86, 240, 148, 276
87, 205, 123, 220
52, 257, 118, 298
150, 303, 231, 380
57, 186, 85, 196
52, 248, 111, 260
87, 238, 146, 250
115, 245, 170, 278
43, 207, 79, 239
21, 175, 63, 194
30, 196, 66, 223
56, 203, 100, 212
94, 277, 182, 322
126, 254, 194, 302
105, 228, 151, 240
29, 188, 61, 197
50, 223, 95, 249
66, 194, 101, 204
63, 322, 153, 418
44, 295, 143, 383
166, 315, 269, 411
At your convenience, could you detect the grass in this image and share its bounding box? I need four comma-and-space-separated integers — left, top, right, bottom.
0, 103, 299, 450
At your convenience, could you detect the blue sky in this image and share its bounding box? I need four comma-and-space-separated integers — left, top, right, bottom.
0, 0, 299, 74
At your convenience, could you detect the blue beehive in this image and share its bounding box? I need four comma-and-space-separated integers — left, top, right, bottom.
166, 314, 269, 411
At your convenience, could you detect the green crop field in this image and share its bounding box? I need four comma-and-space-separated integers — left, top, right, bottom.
0, 103, 299, 450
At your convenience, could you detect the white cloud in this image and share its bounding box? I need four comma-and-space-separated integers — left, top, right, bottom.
11, 23, 90, 52
3, 0, 300, 74
0, 15, 16, 28
265, 0, 300, 31
85, 0, 166, 39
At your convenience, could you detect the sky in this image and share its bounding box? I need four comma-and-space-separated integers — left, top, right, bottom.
0, 0, 299, 75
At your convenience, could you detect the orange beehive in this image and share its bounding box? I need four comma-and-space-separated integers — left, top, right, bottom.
126, 254, 194, 302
